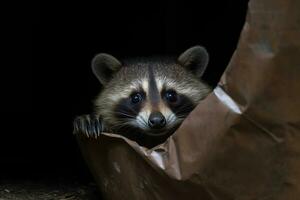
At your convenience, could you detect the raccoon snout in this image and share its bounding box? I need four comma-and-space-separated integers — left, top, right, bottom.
148, 112, 166, 129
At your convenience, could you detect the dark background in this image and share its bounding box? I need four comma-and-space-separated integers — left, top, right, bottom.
2, 0, 248, 185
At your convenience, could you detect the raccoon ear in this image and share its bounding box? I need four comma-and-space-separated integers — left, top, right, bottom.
91, 53, 122, 85
177, 46, 209, 78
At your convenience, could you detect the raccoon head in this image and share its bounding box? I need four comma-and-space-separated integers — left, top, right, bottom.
92, 46, 211, 137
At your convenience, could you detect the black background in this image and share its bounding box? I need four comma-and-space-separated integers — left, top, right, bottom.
2, 0, 248, 183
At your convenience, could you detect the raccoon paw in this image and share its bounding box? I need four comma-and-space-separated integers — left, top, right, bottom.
73, 114, 102, 138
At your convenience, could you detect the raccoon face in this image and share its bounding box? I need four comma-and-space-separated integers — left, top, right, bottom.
92, 46, 211, 137
110, 76, 199, 136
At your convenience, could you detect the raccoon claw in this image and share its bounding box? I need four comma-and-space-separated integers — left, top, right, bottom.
73, 115, 102, 139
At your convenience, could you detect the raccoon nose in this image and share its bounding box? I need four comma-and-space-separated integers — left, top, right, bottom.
148, 112, 166, 129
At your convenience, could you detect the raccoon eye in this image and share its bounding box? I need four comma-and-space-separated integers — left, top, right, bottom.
131, 92, 143, 104
165, 90, 178, 103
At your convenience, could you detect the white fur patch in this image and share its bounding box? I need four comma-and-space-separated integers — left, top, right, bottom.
159, 105, 177, 126
155, 77, 164, 92
135, 102, 177, 130
136, 109, 150, 129
107, 78, 149, 103
142, 79, 149, 92
108, 93, 127, 102
133, 77, 179, 129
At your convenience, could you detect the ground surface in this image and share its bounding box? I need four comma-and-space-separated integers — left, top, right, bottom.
0, 179, 101, 200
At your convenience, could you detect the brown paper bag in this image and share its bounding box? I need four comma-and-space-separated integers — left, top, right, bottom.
77, 0, 300, 199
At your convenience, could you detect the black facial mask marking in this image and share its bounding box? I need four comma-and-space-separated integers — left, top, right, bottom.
114, 90, 146, 120
161, 88, 195, 118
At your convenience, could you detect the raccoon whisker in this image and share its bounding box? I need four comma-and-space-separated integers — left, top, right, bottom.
175, 115, 189, 120
90, 45, 212, 148
174, 112, 191, 117
166, 115, 171, 123
140, 117, 148, 126
166, 113, 176, 123
166, 114, 174, 122
118, 106, 139, 115
136, 115, 148, 128
110, 121, 133, 130
111, 119, 133, 124
111, 124, 128, 129
114, 112, 136, 119
174, 113, 186, 117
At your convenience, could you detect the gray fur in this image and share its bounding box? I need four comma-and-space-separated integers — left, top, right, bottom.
74, 46, 212, 148
178, 45, 209, 78
92, 53, 122, 85
94, 46, 211, 132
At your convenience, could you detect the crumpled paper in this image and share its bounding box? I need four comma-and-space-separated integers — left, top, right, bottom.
77, 0, 300, 199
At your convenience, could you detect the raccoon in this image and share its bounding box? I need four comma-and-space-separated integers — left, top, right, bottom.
74, 46, 212, 148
